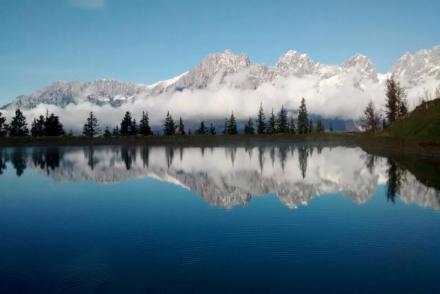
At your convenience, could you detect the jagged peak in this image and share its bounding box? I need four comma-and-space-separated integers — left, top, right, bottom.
201, 50, 251, 67
343, 54, 374, 68
275, 50, 317, 76
277, 50, 314, 63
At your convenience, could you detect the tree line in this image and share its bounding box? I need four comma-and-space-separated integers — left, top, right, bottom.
361, 77, 409, 132
0, 98, 327, 138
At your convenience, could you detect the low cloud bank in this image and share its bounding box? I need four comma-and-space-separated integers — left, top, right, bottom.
1, 75, 436, 132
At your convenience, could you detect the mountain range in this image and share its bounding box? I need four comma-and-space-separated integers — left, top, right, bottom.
2, 46, 440, 128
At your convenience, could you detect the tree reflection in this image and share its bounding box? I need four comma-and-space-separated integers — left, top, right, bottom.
141, 146, 150, 168
11, 148, 27, 176
121, 146, 136, 170
258, 146, 264, 174
226, 147, 237, 166
279, 146, 288, 171
166, 147, 174, 169
0, 149, 7, 175
386, 159, 402, 203
298, 145, 308, 179
270, 147, 275, 167
84, 147, 98, 170
364, 154, 377, 175
32, 147, 61, 174
179, 146, 184, 162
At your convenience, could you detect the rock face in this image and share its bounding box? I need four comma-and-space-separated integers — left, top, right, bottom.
2, 46, 440, 113
2, 79, 149, 109
2, 145, 438, 210
391, 46, 440, 87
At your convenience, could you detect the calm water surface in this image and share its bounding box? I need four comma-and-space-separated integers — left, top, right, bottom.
0, 145, 439, 293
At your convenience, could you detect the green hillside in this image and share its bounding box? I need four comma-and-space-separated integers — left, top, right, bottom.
385, 98, 440, 140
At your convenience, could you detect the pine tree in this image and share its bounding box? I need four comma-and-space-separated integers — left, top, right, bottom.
289, 116, 296, 135
244, 117, 255, 134
297, 98, 309, 134
267, 109, 276, 134
316, 119, 325, 133
227, 112, 238, 135
277, 105, 289, 133
139, 111, 153, 136
256, 103, 266, 134
398, 93, 408, 117
130, 119, 138, 135
104, 127, 112, 138
222, 118, 229, 134
82, 112, 99, 137
308, 119, 314, 133
361, 101, 382, 133
385, 78, 407, 124
163, 112, 176, 136
177, 117, 186, 135
0, 112, 8, 137
113, 126, 120, 136
9, 109, 28, 136
385, 78, 399, 123
209, 123, 216, 135
196, 121, 208, 134
120, 111, 135, 135
44, 113, 64, 136
31, 115, 45, 137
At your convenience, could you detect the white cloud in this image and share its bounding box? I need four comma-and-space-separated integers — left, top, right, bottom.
68, 0, 106, 10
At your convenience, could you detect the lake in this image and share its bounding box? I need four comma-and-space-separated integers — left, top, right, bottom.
0, 144, 439, 293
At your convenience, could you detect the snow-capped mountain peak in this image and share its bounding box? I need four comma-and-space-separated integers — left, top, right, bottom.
342, 54, 378, 81
391, 46, 440, 87
276, 50, 317, 76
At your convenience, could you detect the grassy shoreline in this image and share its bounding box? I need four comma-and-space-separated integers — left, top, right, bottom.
1, 133, 439, 160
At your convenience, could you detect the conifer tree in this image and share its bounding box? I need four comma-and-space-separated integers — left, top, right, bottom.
316, 119, 325, 133
209, 123, 216, 135
177, 117, 186, 135
244, 117, 255, 134
361, 101, 382, 133
0, 112, 8, 137
44, 113, 64, 136
163, 112, 176, 135
227, 112, 238, 135
256, 103, 266, 134
196, 121, 208, 134
385, 78, 407, 124
289, 116, 296, 135
297, 98, 309, 134
267, 109, 276, 134
130, 119, 138, 135
104, 127, 112, 137
120, 111, 135, 135
113, 126, 120, 136
82, 112, 99, 137
9, 109, 28, 136
222, 118, 229, 134
31, 115, 46, 137
399, 94, 409, 117
139, 111, 153, 136
277, 105, 289, 133
309, 119, 314, 134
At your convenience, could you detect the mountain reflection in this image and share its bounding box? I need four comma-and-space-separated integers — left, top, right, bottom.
0, 145, 439, 210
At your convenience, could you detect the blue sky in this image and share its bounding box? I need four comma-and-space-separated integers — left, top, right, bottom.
0, 0, 439, 104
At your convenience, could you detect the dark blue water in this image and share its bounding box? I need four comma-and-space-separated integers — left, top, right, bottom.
0, 145, 439, 293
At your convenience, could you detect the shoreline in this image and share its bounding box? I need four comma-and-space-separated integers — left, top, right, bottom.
1, 134, 439, 160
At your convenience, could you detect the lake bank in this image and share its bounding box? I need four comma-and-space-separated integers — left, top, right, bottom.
1, 133, 439, 161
